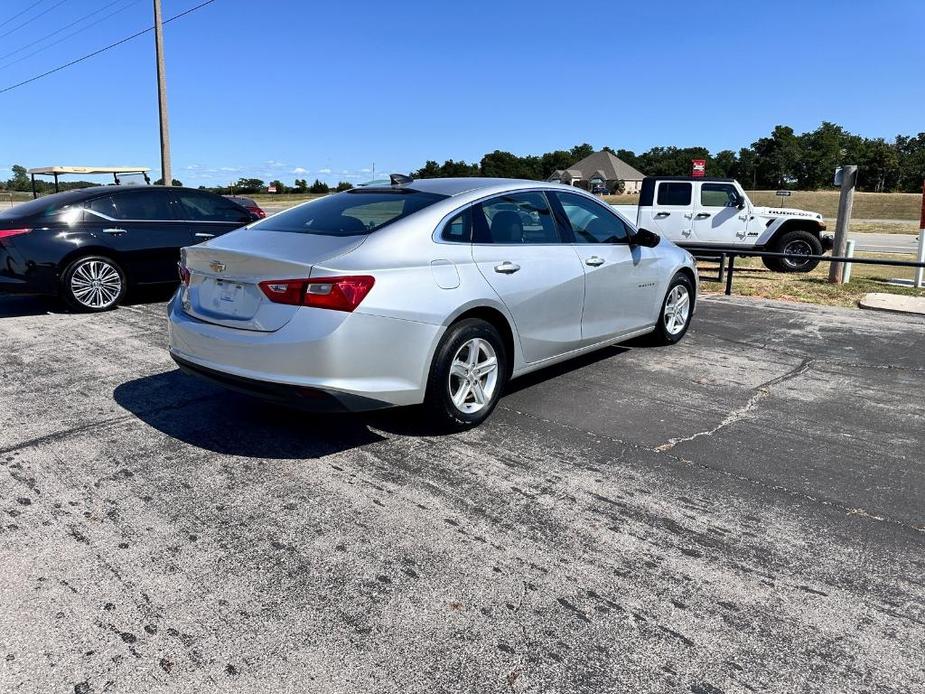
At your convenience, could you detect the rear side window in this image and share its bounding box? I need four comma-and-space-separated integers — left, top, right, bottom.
102, 190, 175, 220
475, 192, 560, 244
177, 191, 252, 222
700, 183, 739, 207
253, 189, 447, 236
656, 182, 692, 206
440, 208, 472, 242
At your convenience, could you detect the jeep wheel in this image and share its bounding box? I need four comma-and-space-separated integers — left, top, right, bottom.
775, 230, 823, 273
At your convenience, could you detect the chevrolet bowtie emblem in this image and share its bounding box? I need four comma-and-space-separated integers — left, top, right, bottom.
209, 260, 226, 273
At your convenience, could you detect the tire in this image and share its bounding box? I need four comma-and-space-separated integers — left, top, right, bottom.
761, 256, 784, 272
424, 318, 508, 430
774, 230, 823, 273
60, 255, 127, 312
648, 272, 695, 346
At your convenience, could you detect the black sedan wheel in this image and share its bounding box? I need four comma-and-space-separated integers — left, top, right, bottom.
61, 256, 126, 312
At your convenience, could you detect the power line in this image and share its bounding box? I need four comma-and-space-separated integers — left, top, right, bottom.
0, 0, 135, 64
0, 0, 142, 70
0, 0, 218, 96
0, 0, 47, 31
0, 0, 68, 41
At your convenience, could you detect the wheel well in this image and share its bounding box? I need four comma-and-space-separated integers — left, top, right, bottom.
677, 267, 697, 307
767, 220, 823, 247
451, 306, 516, 377
57, 247, 123, 279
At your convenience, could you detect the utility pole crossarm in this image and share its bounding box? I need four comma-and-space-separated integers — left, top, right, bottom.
153, 0, 171, 186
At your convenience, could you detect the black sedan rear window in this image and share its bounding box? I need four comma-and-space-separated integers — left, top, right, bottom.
253, 189, 447, 236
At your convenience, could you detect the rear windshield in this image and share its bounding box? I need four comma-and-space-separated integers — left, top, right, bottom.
253, 189, 448, 236
0, 193, 82, 220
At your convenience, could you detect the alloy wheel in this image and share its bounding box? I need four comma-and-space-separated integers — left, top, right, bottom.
448, 338, 499, 414
664, 285, 690, 336
782, 239, 814, 269
70, 259, 123, 310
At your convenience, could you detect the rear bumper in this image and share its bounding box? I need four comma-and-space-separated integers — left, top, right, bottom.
0, 245, 57, 296
167, 295, 442, 409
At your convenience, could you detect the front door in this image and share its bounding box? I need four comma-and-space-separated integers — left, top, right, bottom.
470, 191, 585, 363
551, 191, 661, 341
691, 181, 749, 244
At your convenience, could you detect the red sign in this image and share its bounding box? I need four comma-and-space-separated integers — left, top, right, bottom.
692, 159, 706, 177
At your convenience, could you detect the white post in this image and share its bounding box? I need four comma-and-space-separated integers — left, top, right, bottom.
844, 239, 856, 284
916, 181, 925, 289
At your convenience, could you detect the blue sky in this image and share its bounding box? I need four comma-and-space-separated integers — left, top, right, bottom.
1, 0, 923, 186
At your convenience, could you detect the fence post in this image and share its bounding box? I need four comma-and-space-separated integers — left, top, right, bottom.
843, 239, 856, 284
829, 165, 857, 284
916, 181, 925, 289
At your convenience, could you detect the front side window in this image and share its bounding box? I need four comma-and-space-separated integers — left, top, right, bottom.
105, 190, 175, 220
700, 183, 740, 207
656, 182, 692, 206
475, 192, 560, 244
176, 191, 252, 222
553, 192, 629, 244
253, 189, 447, 236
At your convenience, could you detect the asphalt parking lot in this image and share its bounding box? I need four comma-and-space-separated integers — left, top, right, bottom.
1, 292, 923, 693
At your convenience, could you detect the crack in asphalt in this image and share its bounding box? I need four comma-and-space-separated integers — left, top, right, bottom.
496, 398, 925, 535
654, 358, 816, 453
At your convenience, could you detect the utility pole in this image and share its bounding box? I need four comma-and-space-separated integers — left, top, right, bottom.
915, 181, 925, 288
153, 0, 172, 186
828, 165, 857, 284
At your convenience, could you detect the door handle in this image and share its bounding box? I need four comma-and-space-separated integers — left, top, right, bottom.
194, 233, 215, 238
695, 213, 711, 219
585, 256, 605, 267
654, 212, 671, 218
102, 227, 127, 235
494, 261, 520, 274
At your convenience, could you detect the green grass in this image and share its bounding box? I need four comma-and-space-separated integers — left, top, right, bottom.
700, 252, 924, 307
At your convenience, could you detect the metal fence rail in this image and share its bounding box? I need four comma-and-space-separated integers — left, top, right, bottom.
682, 245, 925, 296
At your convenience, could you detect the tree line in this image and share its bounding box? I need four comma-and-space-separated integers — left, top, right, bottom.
412, 122, 925, 193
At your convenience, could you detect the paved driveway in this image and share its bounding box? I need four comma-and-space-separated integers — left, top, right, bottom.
0, 294, 923, 693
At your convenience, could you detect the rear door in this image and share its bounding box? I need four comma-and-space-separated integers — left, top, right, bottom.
83, 188, 189, 284
470, 191, 585, 363
551, 191, 661, 341
171, 189, 254, 243
691, 181, 749, 243
645, 181, 694, 242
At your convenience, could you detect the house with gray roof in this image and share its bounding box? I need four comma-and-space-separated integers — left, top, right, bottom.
547, 150, 646, 194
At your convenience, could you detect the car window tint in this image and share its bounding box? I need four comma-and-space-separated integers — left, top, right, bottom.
107, 190, 175, 220
476, 192, 559, 244
553, 192, 629, 244
656, 182, 692, 206
177, 191, 251, 222
700, 183, 739, 207
441, 208, 471, 242
86, 196, 118, 218
253, 190, 447, 236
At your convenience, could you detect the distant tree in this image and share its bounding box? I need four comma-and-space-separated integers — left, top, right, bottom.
7, 165, 30, 191
229, 178, 265, 194
293, 178, 308, 193
269, 179, 288, 194
610, 179, 625, 194
309, 179, 330, 194
479, 150, 542, 179
335, 181, 353, 191
752, 126, 801, 188
154, 177, 183, 186
710, 150, 738, 178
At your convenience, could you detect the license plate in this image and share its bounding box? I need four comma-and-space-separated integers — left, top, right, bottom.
218, 280, 243, 303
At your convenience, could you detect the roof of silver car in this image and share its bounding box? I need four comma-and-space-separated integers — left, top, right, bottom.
397, 177, 563, 196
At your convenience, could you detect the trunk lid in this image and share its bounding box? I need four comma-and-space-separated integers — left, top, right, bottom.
181, 229, 366, 332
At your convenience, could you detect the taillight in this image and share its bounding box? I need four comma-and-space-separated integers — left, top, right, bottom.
178, 262, 191, 286
248, 206, 267, 219
258, 275, 375, 312
0, 228, 31, 241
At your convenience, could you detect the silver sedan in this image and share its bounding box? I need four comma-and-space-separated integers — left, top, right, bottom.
168, 177, 697, 428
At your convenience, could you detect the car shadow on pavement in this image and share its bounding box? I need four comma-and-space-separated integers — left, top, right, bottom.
504, 344, 635, 396
112, 368, 448, 459
0, 286, 177, 318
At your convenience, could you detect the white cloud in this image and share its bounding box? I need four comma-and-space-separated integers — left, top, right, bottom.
318, 167, 332, 174
292, 167, 308, 174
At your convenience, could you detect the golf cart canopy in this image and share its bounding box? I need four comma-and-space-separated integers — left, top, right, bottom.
26, 166, 151, 198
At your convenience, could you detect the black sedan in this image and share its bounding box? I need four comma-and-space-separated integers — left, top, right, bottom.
0, 186, 256, 311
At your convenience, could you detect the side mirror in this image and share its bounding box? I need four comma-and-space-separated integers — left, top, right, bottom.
737, 199, 746, 209
632, 228, 661, 248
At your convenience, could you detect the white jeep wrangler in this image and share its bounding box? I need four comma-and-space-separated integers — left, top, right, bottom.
616, 177, 832, 272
